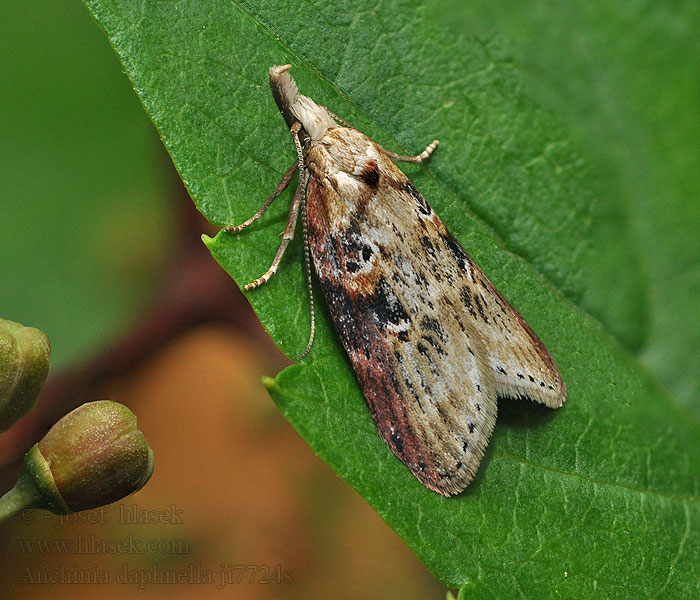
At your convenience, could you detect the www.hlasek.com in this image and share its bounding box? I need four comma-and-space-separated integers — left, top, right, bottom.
17, 534, 190, 555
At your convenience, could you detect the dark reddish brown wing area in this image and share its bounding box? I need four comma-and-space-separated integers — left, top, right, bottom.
304, 179, 430, 483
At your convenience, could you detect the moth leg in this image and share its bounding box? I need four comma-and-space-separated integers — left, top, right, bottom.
379, 139, 439, 164
225, 160, 298, 233
244, 174, 305, 291
244, 123, 308, 292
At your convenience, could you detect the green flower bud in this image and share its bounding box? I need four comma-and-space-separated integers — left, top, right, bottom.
0, 318, 51, 431
0, 401, 154, 522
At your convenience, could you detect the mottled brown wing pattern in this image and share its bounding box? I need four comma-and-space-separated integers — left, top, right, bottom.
304, 127, 564, 495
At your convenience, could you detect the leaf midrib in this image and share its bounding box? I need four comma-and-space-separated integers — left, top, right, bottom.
497, 451, 699, 504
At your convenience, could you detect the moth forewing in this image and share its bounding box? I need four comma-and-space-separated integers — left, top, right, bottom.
229, 64, 566, 496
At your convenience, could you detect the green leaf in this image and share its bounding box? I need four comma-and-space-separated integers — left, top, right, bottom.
428, 0, 700, 415
84, 0, 700, 596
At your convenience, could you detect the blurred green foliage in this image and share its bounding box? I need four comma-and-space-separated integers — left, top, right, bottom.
0, 1, 175, 368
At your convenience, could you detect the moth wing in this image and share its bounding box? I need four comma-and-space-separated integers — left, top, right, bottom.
374, 137, 566, 409
305, 127, 565, 493
305, 130, 501, 495
451, 253, 567, 408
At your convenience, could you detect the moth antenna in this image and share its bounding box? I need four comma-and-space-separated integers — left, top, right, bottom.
288, 120, 315, 359
290, 121, 306, 171
297, 197, 316, 360
321, 106, 352, 128
380, 139, 440, 164
225, 161, 298, 233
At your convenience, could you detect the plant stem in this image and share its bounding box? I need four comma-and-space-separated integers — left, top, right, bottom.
0, 474, 37, 524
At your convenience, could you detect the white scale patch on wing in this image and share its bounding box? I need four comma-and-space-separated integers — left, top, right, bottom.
362, 131, 566, 409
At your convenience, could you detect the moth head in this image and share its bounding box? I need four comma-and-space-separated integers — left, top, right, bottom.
269, 64, 336, 142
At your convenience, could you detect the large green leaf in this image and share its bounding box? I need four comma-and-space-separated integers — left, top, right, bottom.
84, 0, 700, 596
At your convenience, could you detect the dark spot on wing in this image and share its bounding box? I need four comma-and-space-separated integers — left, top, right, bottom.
391, 431, 404, 452
414, 269, 429, 289
369, 277, 411, 327
361, 160, 380, 188
341, 222, 363, 256
461, 286, 478, 319
420, 316, 447, 342
421, 236, 437, 260
402, 180, 432, 215
473, 294, 488, 322
442, 234, 468, 271
422, 334, 445, 355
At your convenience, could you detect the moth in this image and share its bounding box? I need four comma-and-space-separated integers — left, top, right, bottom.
227, 64, 566, 496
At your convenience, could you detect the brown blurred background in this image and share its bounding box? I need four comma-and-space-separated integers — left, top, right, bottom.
0, 321, 444, 598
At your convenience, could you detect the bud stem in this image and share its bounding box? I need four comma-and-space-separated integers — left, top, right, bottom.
0, 473, 39, 524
